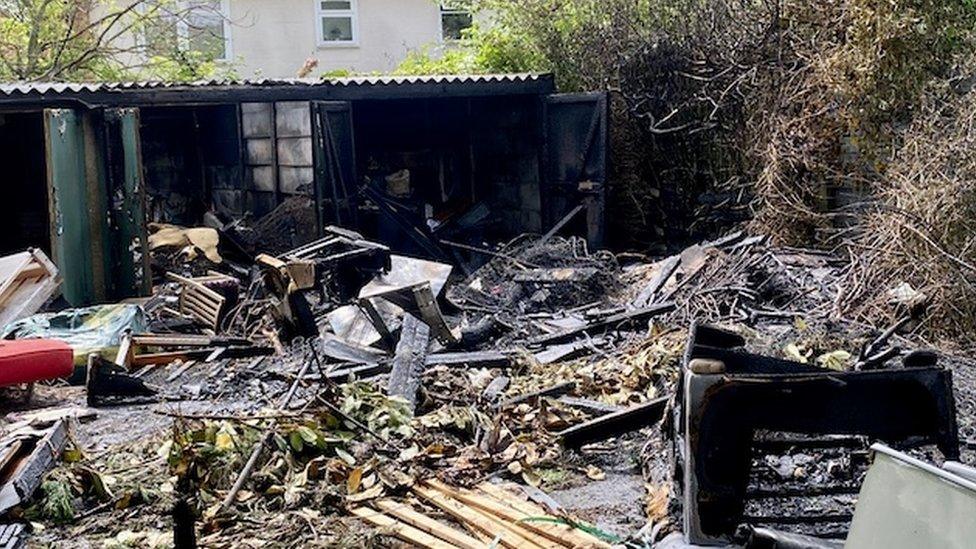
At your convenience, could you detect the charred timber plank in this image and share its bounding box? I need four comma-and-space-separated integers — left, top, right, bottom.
387, 314, 431, 412
132, 346, 272, 366
557, 396, 624, 416
558, 395, 669, 448
5, 420, 68, 513
425, 350, 511, 369
528, 303, 675, 346
326, 362, 391, 382
496, 381, 575, 409
633, 255, 680, 307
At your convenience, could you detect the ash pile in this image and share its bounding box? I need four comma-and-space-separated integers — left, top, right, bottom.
0, 224, 971, 549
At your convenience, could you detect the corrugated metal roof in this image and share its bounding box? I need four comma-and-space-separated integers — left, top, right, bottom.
0, 73, 546, 97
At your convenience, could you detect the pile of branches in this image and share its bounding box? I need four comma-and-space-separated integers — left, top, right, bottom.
837, 65, 976, 346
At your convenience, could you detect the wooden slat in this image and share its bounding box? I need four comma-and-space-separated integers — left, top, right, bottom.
476, 483, 609, 548
374, 500, 484, 549
350, 507, 458, 549
412, 484, 550, 549
424, 480, 576, 548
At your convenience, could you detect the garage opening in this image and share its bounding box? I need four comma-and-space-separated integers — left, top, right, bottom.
139, 104, 242, 226
0, 112, 50, 256
351, 95, 542, 257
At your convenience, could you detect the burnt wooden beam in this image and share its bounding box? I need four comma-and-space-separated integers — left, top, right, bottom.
529, 303, 676, 346
0, 420, 68, 515
558, 395, 669, 448
496, 381, 576, 409
425, 350, 512, 369
325, 362, 391, 382
387, 315, 432, 412
557, 396, 624, 416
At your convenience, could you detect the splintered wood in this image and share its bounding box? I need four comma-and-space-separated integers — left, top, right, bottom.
0, 249, 60, 327
351, 481, 609, 548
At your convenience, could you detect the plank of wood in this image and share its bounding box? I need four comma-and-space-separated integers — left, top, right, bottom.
374, 499, 484, 549
632, 255, 680, 307
496, 382, 575, 410
387, 314, 431, 412
423, 480, 570, 548
166, 361, 197, 382
5, 406, 97, 426
557, 397, 624, 416
1, 420, 68, 514
350, 507, 457, 549
115, 332, 132, 369
476, 484, 609, 549
0, 249, 59, 327
529, 303, 676, 347
557, 395, 669, 448
532, 341, 595, 365
412, 484, 547, 549
425, 351, 512, 369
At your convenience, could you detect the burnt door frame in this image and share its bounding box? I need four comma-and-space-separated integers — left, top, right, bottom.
311, 100, 357, 234
102, 107, 152, 298
541, 92, 609, 248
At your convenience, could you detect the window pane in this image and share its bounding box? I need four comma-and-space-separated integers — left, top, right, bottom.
321, 16, 353, 41
321, 1, 351, 10
188, 23, 226, 58
144, 13, 179, 56
441, 12, 472, 40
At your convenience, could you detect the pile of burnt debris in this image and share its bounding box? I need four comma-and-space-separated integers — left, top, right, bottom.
0, 224, 971, 548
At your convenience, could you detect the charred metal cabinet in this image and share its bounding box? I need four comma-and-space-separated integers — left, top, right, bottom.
44, 108, 149, 306
542, 92, 608, 248
311, 101, 357, 232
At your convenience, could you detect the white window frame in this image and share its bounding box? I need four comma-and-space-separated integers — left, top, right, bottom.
315, 0, 359, 48
439, 2, 472, 42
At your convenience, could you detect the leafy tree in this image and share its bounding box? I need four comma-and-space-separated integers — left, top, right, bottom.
0, 0, 236, 81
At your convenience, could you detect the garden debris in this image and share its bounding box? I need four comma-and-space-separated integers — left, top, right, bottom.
7, 227, 976, 547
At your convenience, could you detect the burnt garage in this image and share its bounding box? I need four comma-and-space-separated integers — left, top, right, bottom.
0, 75, 607, 305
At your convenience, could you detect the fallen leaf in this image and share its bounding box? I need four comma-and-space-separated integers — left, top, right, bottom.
585, 465, 606, 481
347, 467, 363, 494
346, 483, 383, 503
522, 469, 541, 487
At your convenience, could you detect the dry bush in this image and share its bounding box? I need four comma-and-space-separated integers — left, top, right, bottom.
748, 0, 976, 243
838, 68, 976, 346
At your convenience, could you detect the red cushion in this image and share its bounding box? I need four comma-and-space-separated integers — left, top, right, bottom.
0, 340, 74, 386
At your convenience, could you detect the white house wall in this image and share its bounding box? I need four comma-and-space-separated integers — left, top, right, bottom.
228, 0, 444, 77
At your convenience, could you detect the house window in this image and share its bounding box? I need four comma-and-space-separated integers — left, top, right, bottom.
144, 0, 231, 60
185, 0, 230, 59
440, 2, 472, 41
316, 0, 357, 46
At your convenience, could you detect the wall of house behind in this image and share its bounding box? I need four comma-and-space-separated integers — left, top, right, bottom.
230, 0, 443, 77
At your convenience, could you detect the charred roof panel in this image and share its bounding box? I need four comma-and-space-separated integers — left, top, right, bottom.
0, 74, 555, 107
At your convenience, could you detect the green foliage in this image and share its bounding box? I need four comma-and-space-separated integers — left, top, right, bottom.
0, 0, 236, 82
393, 22, 546, 77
